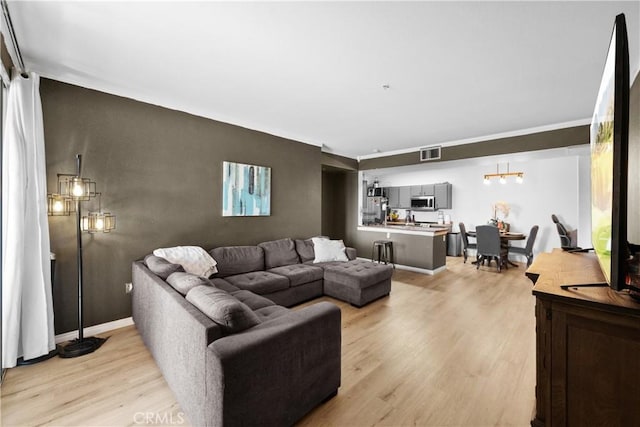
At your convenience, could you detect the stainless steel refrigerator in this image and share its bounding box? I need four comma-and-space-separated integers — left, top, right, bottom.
363, 196, 385, 225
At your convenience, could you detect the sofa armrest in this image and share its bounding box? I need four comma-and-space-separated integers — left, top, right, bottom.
205, 301, 341, 426
132, 261, 222, 427
346, 246, 357, 260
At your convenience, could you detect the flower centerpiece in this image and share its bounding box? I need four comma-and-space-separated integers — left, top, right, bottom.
489, 201, 511, 231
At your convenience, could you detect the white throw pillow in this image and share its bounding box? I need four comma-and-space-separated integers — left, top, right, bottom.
153, 246, 218, 277
312, 237, 348, 263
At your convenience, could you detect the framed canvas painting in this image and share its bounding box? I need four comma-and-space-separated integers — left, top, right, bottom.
222, 161, 271, 216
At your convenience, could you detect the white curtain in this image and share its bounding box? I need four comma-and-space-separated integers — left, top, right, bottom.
2, 71, 55, 368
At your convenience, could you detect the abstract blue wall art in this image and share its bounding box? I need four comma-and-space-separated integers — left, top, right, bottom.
222, 161, 271, 216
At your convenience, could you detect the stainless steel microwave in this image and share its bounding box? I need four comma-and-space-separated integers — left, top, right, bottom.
367, 187, 384, 197
411, 195, 435, 210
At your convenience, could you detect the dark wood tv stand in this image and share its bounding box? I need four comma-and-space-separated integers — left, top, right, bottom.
527, 249, 640, 427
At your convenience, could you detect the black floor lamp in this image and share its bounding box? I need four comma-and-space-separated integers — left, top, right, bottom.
47, 154, 116, 358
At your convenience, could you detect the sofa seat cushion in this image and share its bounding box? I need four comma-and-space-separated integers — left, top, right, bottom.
209, 246, 264, 277
186, 285, 260, 333
166, 272, 210, 296
210, 278, 240, 293
253, 305, 291, 322
323, 261, 393, 289
258, 238, 300, 269
230, 290, 276, 310
225, 271, 290, 294
268, 264, 324, 287
303, 260, 344, 268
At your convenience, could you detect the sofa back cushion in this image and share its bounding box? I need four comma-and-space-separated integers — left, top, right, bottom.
258, 238, 300, 269
186, 285, 260, 334
294, 239, 315, 263
295, 236, 329, 263
144, 254, 184, 279
166, 272, 210, 296
209, 246, 264, 277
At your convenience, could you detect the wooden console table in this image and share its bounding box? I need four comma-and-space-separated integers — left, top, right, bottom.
527, 249, 640, 427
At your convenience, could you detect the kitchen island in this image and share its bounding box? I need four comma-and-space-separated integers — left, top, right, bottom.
356, 223, 449, 274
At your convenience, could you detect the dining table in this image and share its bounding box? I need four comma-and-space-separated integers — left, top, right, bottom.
466, 230, 526, 267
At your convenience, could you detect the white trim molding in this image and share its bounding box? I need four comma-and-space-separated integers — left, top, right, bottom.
55, 317, 134, 344
356, 257, 447, 276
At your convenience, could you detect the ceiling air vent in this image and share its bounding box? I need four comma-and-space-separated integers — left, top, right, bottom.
420, 146, 441, 162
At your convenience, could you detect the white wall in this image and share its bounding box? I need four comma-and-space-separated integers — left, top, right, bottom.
577, 153, 593, 248
361, 146, 591, 255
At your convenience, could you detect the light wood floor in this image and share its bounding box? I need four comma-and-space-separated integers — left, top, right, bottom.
1, 257, 536, 426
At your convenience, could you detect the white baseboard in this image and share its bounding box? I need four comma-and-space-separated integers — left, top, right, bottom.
55, 317, 134, 344
395, 264, 447, 276
356, 257, 447, 276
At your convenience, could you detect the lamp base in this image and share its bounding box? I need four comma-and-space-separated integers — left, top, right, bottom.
57, 336, 107, 358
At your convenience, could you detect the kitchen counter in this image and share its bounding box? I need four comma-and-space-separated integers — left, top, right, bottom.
358, 223, 451, 236
354, 223, 449, 274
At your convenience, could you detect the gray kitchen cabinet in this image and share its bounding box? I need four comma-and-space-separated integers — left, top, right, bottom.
387, 187, 400, 208
385, 186, 413, 208
398, 186, 411, 208
421, 184, 435, 196
411, 184, 435, 196
410, 185, 434, 196
408, 182, 452, 209
435, 183, 452, 209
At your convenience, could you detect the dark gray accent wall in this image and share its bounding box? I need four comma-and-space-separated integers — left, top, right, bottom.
321, 152, 358, 171
359, 125, 588, 170
320, 153, 358, 241
322, 171, 356, 241
41, 79, 322, 334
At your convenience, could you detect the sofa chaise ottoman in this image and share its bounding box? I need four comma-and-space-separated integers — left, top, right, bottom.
323, 259, 393, 307
209, 237, 393, 308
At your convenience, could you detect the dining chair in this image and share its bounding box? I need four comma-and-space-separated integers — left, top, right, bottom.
459, 222, 476, 263
552, 214, 580, 249
475, 225, 508, 272
509, 225, 539, 267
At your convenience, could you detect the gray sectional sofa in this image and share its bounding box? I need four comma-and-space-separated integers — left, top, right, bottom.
132, 237, 393, 426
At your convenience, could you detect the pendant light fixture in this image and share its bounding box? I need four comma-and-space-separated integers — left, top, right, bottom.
483, 162, 524, 185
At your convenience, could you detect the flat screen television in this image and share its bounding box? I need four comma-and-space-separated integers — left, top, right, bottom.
590, 13, 637, 295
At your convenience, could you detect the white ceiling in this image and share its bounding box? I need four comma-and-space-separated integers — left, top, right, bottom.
6, 1, 640, 159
